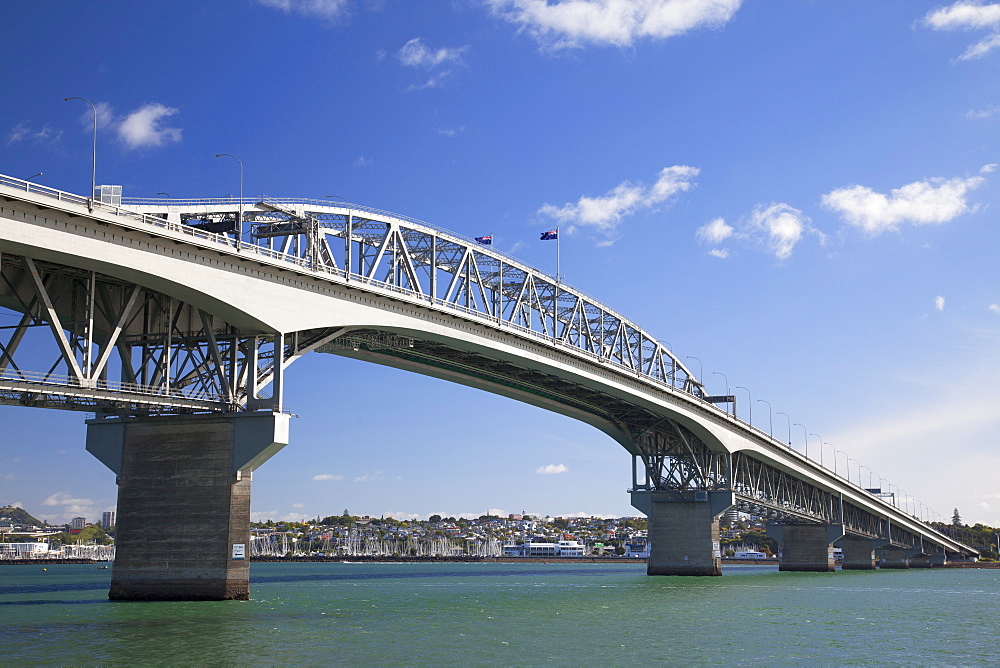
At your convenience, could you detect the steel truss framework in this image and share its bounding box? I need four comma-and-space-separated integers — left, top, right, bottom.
128, 194, 704, 397
630, 422, 928, 548
0, 253, 346, 414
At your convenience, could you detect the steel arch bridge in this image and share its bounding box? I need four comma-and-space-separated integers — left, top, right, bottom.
0, 173, 976, 564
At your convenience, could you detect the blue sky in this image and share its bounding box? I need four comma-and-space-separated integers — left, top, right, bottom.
2, 0, 999, 527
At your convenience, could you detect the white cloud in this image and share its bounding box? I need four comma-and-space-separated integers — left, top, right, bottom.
117, 103, 182, 150
988, 303, 1000, 313
923, 2, 1000, 61
43, 492, 94, 507
6, 122, 62, 145
697, 217, 733, 244
292, 503, 306, 508
354, 155, 373, 167
743, 202, 811, 260
967, 106, 1000, 118
959, 31, 1000, 59
935, 295, 946, 311
539, 166, 698, 242
536, 463, 569, 474
38, 491, 108, 523
438, 126, 466, 137
980, 163, 997, 173
68, 101, 182, 151
312, 473, 344, 481
487, 0, 743, 50
354, 471, 385, 482
257, 0, 350, 21
924, 2, 1000, 30
398, 38, 469, 89
822, 173, 985, 235
92, 102, 115, 130
708, 248, 729, 259
399, 38, 468, 68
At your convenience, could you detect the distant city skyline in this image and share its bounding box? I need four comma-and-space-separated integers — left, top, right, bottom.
2, 1, 999, 527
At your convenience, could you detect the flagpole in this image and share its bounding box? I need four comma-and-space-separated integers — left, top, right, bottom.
556, 226, 561, 284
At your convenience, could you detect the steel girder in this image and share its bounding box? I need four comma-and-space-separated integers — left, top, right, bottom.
151, 196, 703, 397
629, 422, 930, 544
0, 252, 343, 415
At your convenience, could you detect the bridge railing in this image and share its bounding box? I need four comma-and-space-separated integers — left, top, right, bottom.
0, 367, 221, 403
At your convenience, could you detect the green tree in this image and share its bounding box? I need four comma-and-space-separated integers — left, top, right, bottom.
952, 508, 962, 527
429, 514, 442, 523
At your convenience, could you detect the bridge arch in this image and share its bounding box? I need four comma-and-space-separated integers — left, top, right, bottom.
0, 175, 978, 598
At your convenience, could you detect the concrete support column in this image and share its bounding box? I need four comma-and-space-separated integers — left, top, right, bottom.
86, 412, 289, 601
631, 490, 734, 576
767, 523, 844, 572
910, 552, 948, 568
877, 546, 916, 569
838, 536, 877, 570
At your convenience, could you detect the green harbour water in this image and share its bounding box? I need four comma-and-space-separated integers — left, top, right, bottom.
1, 562, 998, 665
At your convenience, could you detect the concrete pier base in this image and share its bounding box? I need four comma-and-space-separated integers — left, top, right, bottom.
910, 552, 948, 568
877, 546, 918, 569
839, 536, 877, 570
86, 412, 289, 601
767, 523, 844, 572
632, 490, 733, 576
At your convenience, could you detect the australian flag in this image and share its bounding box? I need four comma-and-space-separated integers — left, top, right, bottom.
475, 235, 492, 245
540, 229, 558, 240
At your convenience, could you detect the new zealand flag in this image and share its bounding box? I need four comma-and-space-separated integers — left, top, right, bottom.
475, 235, 492, 245
540, 230, 558, 240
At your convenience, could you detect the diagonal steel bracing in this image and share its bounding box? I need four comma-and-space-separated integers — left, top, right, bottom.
0, 253, 316, 414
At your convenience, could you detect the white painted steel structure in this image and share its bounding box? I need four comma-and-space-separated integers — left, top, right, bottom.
0, 174, 976, 558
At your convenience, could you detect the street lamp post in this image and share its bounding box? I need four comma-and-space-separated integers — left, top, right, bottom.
757, 399, 773, 438
685, 356, 702, 382
794, 423, 808, 458
157, 192, 171, 199
819, 441, 837, 473
26, 172, 43, 182
810, 433, 822, 466
736, 386, 751, 425
776, 411, 792, 447
64, 96, 97, 210
835, 449, 848, 479
848, 457, 860, 487
215, 154, 244, 250
326, 194, 348, 204
712, 371, 730, 415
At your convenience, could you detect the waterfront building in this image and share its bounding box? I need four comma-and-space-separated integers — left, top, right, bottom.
101, 511, 116, 529
626, 538, 650, 558
70, 517, 86, 530
502, 539, 587, 557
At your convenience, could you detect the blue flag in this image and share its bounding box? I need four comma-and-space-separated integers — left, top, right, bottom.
475, 235, 492, 245
540, 229, 558, 240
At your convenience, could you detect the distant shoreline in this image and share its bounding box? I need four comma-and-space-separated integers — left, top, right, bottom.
2, 556, 996, 568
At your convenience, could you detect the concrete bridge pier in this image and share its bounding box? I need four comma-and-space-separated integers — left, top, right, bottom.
86, 412, 289, 601
767, 523, 845, 572
631, 490, 734, 576
837, 535, 878, 570
909, 548, 948, 568
877, 546, 920, 569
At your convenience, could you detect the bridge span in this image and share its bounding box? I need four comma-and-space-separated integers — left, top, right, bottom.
0, 174, 976, 599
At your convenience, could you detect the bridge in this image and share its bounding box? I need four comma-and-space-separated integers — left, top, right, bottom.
0, 173, 977, 599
